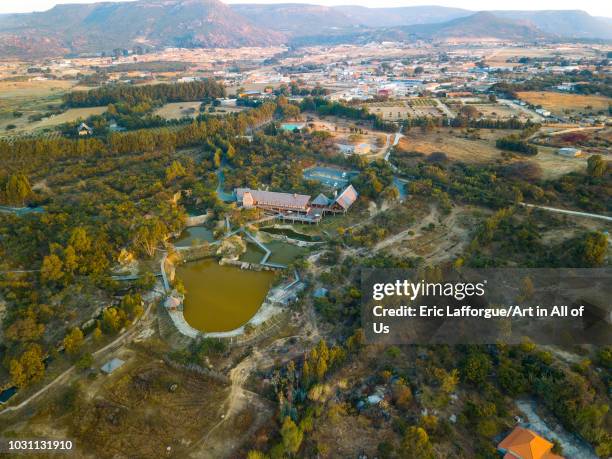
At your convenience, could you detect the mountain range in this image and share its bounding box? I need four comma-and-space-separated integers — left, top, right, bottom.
0, 0, 610, 58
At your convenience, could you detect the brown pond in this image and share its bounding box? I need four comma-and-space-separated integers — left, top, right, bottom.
176, 258, 275, 332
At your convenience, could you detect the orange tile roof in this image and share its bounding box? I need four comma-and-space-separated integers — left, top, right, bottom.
498, 427, 564, 459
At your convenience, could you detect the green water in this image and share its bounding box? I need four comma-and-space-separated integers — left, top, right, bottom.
240, 243, 266, 264
173, 226, 214, 247
260, 226, 322, 242
266, 241, 307, 265
176, 259, 275, 332
239, 241, 308, 265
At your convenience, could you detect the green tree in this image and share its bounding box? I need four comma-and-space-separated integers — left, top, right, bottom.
102, 307, 125, 333
400, 426, 434, 459
461, 352, 491, 387
17, 344, 46, 387
133, 217, 166, 257
9, 359, 26, 387
577, 232, 608, 267
69, 227, 91, 254
4, 173, 31, 206
63, 245, 78, 275
280, 416, 303, 455
63, 328, 84, 355
76, 353, 93, 370
165, 160, 186, 182
587, 154, 606, 177
41, 254, 64, 284
226, 143, 236, 160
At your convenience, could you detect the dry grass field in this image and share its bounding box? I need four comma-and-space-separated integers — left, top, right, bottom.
483, 45, 600, 67
1, 106, 106, 134
154, 101, 202, 119
0, 79, 91, 134
472, 103, 526, 120
9, 347, 231, 458
397, 128, 586, 179
305, 114, 387, 151
517, 91, 612, 115
0, 79, 76, 99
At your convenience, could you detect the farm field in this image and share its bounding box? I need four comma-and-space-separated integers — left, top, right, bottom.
471, 103, 528, 120
483, 45, 600, 67
154, 101, 202, 120
0, 79, 76, 100
1, 106, 106, 135
363, 98, 448, 120
396, 128, 586, 179
0, 79, 88, 134
517, 91, 612, 115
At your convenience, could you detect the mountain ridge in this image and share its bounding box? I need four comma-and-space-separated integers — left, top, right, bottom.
0, 0, 285, 57
0, 1, 610, 58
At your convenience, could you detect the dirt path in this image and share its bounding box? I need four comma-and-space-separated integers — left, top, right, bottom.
373, 206, 439, 252
1, 295, 158, 415
520, 203, 612, 222
191, 331, 314, 458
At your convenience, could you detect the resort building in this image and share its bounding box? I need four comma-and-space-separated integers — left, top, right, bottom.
497, 426, 564, 459
235, 184, 358, 222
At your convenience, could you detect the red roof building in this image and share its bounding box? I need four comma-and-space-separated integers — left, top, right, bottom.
498, 427, 564, 459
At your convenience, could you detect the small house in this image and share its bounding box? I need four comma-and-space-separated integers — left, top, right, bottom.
100, 358, 125, 375
329, 185, 359, 213
77, 122, 93, 136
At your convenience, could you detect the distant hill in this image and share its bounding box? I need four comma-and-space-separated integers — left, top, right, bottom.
230, 4, 471, 34
328, 5, 471, 28
235, 4, 611, 41
0, 0, 284, 58
229, 4, 355, 35
0, 1, 610, 58
493, 10, 612, 39
289, 12, 553, 46
402, 11, 550, 41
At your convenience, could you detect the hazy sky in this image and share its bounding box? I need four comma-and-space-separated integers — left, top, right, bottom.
1, 0, 610, 17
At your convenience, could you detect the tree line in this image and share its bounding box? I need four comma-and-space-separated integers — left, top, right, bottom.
63, 79, 226, 107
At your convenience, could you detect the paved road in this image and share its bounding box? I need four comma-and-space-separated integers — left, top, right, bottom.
520, 203, 612, 222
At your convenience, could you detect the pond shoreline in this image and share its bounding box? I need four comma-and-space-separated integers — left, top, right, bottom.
162, 246, 299, 341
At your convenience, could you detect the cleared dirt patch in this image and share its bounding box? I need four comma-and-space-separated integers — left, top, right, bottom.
396, 129, 585, 179
517, 91, 611, 115
154, 101, 202, 119
67, 355, 229, 458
